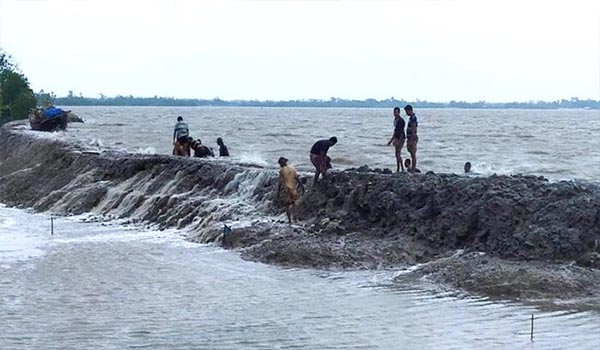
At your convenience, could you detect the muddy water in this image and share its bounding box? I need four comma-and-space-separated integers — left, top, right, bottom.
59, 106, 600, 181
1, 206, 599, 349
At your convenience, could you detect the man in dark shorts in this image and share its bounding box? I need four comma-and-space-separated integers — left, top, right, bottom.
173, 116, 191, 156
387, 106, 406, 172
404, 105, 418, 171
310, 136, 337, 183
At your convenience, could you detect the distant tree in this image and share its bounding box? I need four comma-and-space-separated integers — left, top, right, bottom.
36, 89, 54, 106
46, 91, 600, 110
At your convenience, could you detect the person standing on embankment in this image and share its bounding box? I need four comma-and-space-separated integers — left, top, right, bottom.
387, 106, 406, 172
404, 105, 418, 172
173, 116, 191, 156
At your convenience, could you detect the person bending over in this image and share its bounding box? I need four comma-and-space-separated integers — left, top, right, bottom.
278, 157, 299, 224
310, 136, 337, 183
191, 139, 215, 158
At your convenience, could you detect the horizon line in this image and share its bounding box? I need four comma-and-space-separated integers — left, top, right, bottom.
42, 93, 600, 104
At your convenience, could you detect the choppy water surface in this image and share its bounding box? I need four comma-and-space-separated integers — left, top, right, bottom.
57, 106, 600, 180
1, 206, 599, 349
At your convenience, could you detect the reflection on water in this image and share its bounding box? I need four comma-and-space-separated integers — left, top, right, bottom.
1, 207, 599, 349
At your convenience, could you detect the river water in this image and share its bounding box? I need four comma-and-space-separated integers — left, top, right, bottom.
2, 107, 600, 349
1, 206, 599, 349
57, 106, 600, 181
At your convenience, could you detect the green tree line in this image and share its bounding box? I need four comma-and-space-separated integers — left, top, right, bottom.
0, 50, 37, 125
46, 94, 600, 109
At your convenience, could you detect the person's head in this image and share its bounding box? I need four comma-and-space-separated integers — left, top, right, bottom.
217, 137, 224, 146
278, 157, 288, 167
464, 162, 472, 173
177, 116, 183, 122
404, 159, 411, 168
393, 107, 400, 118
44, 99, 52, 107
329, 136, 338, 146
404, 104, 413, 115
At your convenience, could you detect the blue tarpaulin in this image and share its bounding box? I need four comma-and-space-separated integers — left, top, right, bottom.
43, 107, 64, 119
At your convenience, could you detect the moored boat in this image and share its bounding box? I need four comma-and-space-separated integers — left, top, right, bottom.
29, 107, 69, 131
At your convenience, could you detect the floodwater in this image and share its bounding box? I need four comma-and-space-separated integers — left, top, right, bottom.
58, 106, 600, 181
1, 206, 599, 349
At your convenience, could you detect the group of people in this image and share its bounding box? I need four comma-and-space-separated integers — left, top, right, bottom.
277, 104, 420, 224
172, 116, 230, 158
171, 107, 471, 225
387, 104, 419, 173
277, 136, 338, 224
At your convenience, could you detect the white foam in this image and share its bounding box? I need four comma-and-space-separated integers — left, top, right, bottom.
134, 146, 157, 154
49, 229, 163, 245
237, 152, 269, 166
0, 206, 191, 263
0, 207, 48, 263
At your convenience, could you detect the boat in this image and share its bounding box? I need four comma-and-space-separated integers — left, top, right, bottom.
29, 107, 69, 131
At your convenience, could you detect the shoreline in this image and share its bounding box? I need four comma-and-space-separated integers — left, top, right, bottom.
1, 122, 599, 308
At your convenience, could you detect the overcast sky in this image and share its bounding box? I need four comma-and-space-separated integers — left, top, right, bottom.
1, 0, 599, 101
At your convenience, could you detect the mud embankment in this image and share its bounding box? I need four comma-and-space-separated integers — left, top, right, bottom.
1, 124, 599, 302
0, 126, 280, 242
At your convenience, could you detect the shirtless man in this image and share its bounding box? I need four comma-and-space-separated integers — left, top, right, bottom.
387, 107, 406, 172
278, 157, 299, 224
404, 105, 418, 171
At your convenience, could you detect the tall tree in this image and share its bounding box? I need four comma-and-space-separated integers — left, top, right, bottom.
0, 50, 37, 123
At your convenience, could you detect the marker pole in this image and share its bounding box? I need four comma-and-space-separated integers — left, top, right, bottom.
530, 314, 534, 341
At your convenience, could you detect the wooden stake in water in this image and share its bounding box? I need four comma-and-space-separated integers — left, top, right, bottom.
530, 314, 534, 341
51, 217, 54, 236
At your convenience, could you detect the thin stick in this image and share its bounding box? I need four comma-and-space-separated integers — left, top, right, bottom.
530, 314, 534, 341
